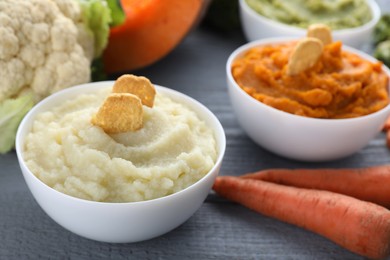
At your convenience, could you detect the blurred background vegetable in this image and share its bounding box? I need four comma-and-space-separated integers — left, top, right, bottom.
374, 40, 390, 67
374, 14, 390, 45
0, 94, 35, 154
102, 0, 209, 74
374, 14, 390, 68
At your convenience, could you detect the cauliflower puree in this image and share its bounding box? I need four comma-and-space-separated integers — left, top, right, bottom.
23, 89, 217, 202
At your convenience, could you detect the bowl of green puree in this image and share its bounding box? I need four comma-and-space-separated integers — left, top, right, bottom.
239, 0, 380, 49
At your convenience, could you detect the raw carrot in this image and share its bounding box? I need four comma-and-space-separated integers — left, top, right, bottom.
383, 116, 390, 149
387, 131, 390, 149
383, 115, 390, 131
213, 176, 390, 259
103, 0, 205, 74
241, 166, 390, 208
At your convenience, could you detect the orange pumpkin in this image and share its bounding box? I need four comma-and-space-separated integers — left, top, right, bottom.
103, 0, 206, 74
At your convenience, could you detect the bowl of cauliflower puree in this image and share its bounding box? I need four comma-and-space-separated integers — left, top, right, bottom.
15, 79, 226, 243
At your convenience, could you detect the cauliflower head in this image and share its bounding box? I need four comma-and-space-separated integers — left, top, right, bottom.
0, 0, 95, 101
0, 0, 113, 154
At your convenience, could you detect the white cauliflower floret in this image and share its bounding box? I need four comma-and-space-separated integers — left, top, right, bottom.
0, 0, 113, 154
54, 0, 82, 22
0, 0, 94, 101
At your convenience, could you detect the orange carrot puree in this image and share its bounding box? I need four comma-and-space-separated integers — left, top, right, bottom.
232, 41, 389, 118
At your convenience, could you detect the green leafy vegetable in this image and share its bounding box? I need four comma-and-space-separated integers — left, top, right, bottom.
374, 15, 390, 45
374, 40, 390, 68
0, 94, 34, 154
106, 0, 126, 27
80, 0, 126, 80
91, 58, 108, 82
78, 0, 113, 58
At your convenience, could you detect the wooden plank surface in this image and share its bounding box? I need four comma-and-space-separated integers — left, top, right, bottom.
1, 21, 390, 260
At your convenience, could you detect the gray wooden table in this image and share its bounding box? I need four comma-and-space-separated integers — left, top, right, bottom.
1, 23, 390, 260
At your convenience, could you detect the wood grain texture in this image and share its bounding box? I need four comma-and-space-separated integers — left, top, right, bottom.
1, 24, 389, 259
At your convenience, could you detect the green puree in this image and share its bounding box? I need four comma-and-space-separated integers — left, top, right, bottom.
246, 0, 372, 30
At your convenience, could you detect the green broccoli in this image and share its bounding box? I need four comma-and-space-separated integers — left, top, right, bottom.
374, 14, 390, 45
374, 40, 390, 68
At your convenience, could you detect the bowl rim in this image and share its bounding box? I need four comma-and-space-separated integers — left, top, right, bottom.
226, 37, 390, 124
239, 0, 381, 35
16, 81, 226, 206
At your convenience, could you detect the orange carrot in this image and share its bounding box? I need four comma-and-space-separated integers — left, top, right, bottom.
383, 116, 390, 149
241, 166, 390, 208
213, 176, 390, 259
383, 115, 390, 131
103, 0, 205, 74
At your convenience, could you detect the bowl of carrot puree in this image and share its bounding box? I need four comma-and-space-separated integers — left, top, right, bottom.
226, 38, 390, 161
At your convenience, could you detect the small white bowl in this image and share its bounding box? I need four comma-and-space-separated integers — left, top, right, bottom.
226, 38, 390, 162
16, 81, 226, 243
239, 0, 381, 49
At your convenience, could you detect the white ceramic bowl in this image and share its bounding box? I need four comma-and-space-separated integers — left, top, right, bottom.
239, 0, 381, 49
226, 38, 390, 162
16, 81, 226, 243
